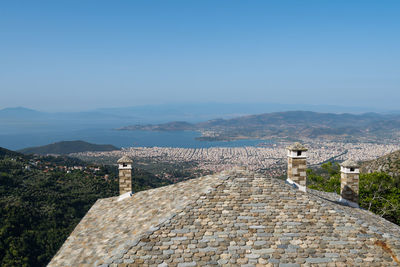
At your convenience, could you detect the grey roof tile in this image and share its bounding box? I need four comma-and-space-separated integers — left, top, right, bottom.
48, 169, 400, 266
287, 142, 308, 151
117, 155, 133, 163
341, 159, 359, 168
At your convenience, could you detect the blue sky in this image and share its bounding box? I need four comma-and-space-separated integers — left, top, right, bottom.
1, 0, 399, 111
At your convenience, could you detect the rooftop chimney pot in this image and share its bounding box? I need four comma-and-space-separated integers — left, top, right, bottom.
117, 156, 133, 197
286, 143, 308, 192
340, 160, 359, 207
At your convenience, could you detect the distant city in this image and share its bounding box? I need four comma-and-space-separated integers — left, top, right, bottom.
73, 141, 400, 176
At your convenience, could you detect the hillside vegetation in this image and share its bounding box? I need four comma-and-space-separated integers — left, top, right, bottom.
361, 149, 400, 177
0, 147, 23, 158
0, 147, 170, 266
18, 140, 118, 155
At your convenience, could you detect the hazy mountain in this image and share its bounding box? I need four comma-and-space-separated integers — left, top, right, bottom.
0, 107, 45, 119
120, 121, 195, 131
0, 107, 139, 135
1, 104, 398, 147
96, 102, 390, 122
120, 111, 400, 142
18, 141, 119, 155
1, 102, 390, 131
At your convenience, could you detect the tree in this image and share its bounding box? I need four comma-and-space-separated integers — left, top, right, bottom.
307, 162, 340, 194
359, 172, 400, 225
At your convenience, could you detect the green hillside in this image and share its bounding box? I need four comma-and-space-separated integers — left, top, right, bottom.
18, 140, 119, 155
0, 147, 24, 158
0, 147, 170, 266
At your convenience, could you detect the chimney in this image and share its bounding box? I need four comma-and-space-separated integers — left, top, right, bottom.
286, 142, 308, 192
117, 156, 133, 197
340, 160, 359, 207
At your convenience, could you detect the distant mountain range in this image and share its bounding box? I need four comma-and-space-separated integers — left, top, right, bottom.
2, 105, 400, 149
18, 141, 119, 155
1, 103, 398, 133
119, 111, 400, 143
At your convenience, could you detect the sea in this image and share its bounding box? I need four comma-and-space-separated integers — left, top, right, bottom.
0, 128, 270, 150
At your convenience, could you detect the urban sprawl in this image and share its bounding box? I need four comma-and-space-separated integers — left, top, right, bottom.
74, 142, 400, 176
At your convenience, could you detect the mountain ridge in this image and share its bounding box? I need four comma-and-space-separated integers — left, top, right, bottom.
18, 141, 119, 155
361, 150, 400, 177
0, 146, 25, 158
118, 111, 400, 142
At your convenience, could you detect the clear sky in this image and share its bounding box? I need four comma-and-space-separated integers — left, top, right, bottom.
1, 0, 399, 111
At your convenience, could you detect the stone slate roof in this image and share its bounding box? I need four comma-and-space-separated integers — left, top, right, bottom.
117, 156, 133, 164
340, 159, 359, 168
48, 169, 400, 267
287, 142, 308, 151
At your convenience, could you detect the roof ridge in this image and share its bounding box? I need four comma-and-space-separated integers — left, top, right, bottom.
48, 171, 230, 266
312, 190, 400, 232
49, 169, 400, 266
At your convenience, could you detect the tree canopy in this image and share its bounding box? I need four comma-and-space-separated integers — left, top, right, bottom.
0, 152, 170, 266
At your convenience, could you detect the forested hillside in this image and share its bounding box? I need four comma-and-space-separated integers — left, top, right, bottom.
0, 148, 170, 267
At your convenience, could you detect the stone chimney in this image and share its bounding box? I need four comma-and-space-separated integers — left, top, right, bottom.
340, 159, 359, 207
117, 156, 133, 197
286, 142, 308, 192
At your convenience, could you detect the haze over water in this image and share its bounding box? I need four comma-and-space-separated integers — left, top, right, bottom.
0, 129, 268, 151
